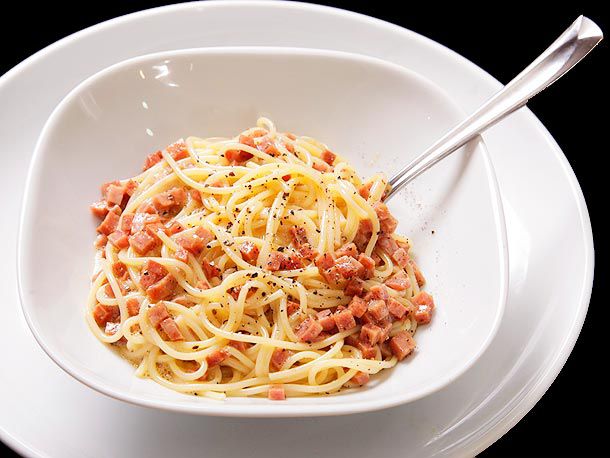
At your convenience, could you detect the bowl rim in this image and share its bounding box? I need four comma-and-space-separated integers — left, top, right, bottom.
17, 46, 509, 417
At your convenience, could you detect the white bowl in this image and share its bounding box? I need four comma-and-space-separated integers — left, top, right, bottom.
18, 47, 508, 417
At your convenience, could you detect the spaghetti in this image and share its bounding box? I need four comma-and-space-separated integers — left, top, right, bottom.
88, 118, 435, 400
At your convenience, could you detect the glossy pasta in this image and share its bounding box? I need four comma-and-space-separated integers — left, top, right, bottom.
88, 118, 435, 400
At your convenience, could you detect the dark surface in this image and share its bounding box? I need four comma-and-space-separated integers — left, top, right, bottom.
1, 1, 607, 457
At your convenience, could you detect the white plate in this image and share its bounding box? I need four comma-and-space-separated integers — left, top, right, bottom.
19, 47, 507, 416
0, 1, 593, 456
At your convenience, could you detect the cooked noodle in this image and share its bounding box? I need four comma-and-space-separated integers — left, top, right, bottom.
87, 118, 435, 400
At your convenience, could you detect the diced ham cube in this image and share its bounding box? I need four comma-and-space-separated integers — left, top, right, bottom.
289, 226, 309, 247
174, 248, 189, 263
225, 143, 254, 164
129, 230, 159, 254
392, 248, 410, 268
353, 219, 373, 252
295, 317, 323, 342
345, 278, 365, 296
229, 340, 251, 352
350, 371, 370, 386
148, 303, 170, 327
377, 234, 399, 255
238, 134, 256, 148
94, 234, 107, 249
369, 285, 389, 301
333, 309, 357, 332
358, 182, 373, 200
335, 242, 358, 258
334, 256, 365, 280
104, 282, 127, 299
189, 189, 202, 204
287, 300, 300, 315
230, 285, 257, 299
140, 260, 168, 289
167, 140, 189, 161
312, 161, 331, 172
96, 208, 120, 235
389, 331, 416, 361
271, 348, 293, 370
298, 243, 318, 261
126, 298, 140, 317
380, 341, 393, 358
130, 212, 161, 234
344, 334, 360, 347
348, 296, 367, 318
108, 230, 129, 249
265, 251, 284, 271
145, 222, 167, 240
152, 187, 187, 212
368, 299, 389, 321
101, 180, 121, 199
90, 200, 109, 219
358, 253, 375, 279
410, 260, 426, 287
239, 241, 259, 264
166, 221, 184, 235
206, 348, 230, 366
160, 317, 184, 341
147, 274, 177, 301
280, 253, 304, 270
174, 295, 197, 307
373, 202, 398, 234
316, 310, 336, 332
111, 261, 128, 280
176, 226, 214, 255
315, 253, 335, 271
105, 184, 125, 206
121, 214, 134, 233
256, 137, 280, 156
320, 265, 344, 287
93, 304, 119, 327
265, 251, 303, 271
321, 149, 336, 165
412, 291, 435, 324
378, 320, 392, 342
202, 260, 221, 279
372, 252, 383, 266
143, 150, 163, 170
357, 341, 378, 359
360, 323, 383, 346
124, 180, 138, 196
387, 297, 407, 320
385, 272, 410, 291
268, 384, 286, 400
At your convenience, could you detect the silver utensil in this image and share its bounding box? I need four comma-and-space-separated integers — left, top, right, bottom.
386, 15, 603, 200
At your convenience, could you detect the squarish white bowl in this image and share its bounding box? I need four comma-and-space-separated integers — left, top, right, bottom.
18, 47, 508, 417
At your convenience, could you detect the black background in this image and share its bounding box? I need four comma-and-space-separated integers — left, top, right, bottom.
1, 1, 607, 456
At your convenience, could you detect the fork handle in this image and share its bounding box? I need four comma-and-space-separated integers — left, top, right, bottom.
385, 16, 603, 200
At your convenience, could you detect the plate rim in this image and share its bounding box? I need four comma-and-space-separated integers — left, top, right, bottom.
16, 45, 509, 418
0, 0, 594, 455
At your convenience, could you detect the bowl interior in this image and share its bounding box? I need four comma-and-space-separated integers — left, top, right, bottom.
19, 48, 507, 416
